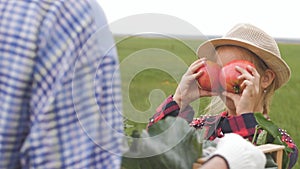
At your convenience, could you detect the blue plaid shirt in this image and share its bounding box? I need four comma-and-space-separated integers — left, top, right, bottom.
0, 0, 123, 168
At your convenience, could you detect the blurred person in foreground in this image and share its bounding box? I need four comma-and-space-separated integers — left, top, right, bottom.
0, 0, 123, 168
148, 23, 298, 169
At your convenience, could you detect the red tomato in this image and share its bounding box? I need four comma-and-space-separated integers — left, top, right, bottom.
219, 60, 255, 94
197, 60, 221, 92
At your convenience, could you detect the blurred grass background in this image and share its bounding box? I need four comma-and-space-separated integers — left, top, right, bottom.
115, 36, 300, 168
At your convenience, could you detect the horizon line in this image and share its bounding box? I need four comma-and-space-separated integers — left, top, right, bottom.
112, 33, 300, 44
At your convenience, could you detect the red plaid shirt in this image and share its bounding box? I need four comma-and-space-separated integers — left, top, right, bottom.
148, 95, 298, 169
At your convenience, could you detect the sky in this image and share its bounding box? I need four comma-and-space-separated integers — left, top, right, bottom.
97, 0, 300, 39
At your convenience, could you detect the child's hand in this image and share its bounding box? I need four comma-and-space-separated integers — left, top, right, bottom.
173, 58, 218, 110
222, 65, 261, 115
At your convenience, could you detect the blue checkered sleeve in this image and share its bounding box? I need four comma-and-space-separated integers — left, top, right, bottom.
0, 0, 123, 168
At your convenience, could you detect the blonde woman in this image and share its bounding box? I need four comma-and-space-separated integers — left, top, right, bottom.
148, 23, 298, 169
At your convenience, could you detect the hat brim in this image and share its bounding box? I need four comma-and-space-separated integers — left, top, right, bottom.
197, 38, 291, 90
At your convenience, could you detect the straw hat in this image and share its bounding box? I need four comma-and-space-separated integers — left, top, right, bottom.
197, 23, 291, 90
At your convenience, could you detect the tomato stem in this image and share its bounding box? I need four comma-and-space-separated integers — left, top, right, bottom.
233, 85, 240, 94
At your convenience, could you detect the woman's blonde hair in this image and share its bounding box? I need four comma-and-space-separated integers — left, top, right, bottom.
204, 45, 276, 115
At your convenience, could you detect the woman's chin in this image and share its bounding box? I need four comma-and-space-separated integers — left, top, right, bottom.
223, 97, 236, 114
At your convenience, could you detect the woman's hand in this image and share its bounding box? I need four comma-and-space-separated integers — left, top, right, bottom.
173, 58, 218, 110
222, 65, 261, 115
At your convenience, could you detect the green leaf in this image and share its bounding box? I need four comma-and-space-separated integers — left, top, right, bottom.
254, 113, 291, 169
122, 117, 203, 169
254, 113, 281, 139
256, 130, 268, 145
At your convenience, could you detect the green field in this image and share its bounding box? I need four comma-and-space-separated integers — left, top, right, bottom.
115, 36, 300, 168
